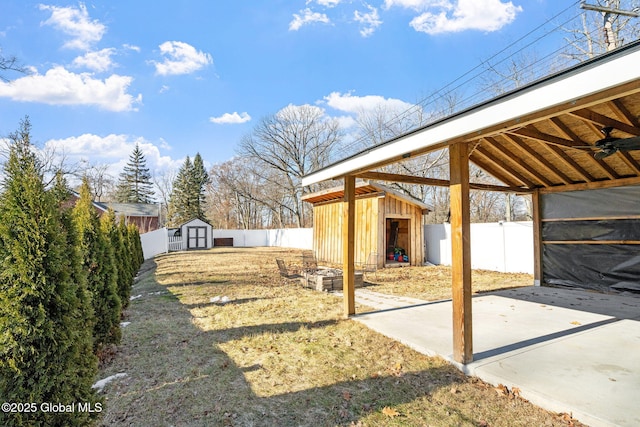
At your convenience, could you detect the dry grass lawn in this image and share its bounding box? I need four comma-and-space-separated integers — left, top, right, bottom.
97, 247, 583, 426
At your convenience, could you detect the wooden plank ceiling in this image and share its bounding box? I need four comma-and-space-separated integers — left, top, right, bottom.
467, 93, 640, 191
356, 88, 640, 194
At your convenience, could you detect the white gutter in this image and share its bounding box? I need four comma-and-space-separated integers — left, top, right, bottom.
302, 42, 640, 187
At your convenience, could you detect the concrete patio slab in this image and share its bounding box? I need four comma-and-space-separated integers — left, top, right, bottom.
346, 287, 640, 427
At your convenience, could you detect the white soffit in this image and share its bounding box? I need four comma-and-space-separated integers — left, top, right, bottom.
302, 43, 640, 187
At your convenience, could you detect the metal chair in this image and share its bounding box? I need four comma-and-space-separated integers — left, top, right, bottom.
301, 250, 318, 275
276, 259, 302, 282
357, 252, 378, 281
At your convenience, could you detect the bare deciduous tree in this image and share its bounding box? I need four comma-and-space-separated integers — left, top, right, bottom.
0, 48, 27, 82
563, 0, 640, 60
207, 158, 269, 229
153, 169, 175, 226
238, 104, 342, 227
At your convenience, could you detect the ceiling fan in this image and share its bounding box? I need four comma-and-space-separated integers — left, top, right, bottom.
589, 127, 640, 159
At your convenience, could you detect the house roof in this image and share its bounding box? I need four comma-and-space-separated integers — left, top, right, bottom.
69, 191, 160, 217
96, 202, 160, 217
301, 41, 640, 194
302, 180, 431, 212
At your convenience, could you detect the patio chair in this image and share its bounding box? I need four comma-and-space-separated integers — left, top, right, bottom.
301, 250, 318, 274
276, 259, 302, 282
356, 252, 378, 281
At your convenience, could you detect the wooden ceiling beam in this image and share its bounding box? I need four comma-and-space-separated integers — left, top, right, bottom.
541, 144, 594, 183
569, 109, 640, 136
540, 176, 640, 194
511, 127, 580, 148
616, 152, 640, 175
483, 137, 554, 187
501, 134, 573, 184
608, 99, 640, 127
548, 117, 620, 179
355, 171, 532, 193
473, 146, 534, 188
467, 156, 526, 190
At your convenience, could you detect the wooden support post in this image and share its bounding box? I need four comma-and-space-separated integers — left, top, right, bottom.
343, 175, 356, 316
449, 142, 473, 364
532, 189, 543, 286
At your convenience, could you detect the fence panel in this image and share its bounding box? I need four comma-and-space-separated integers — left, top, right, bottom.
424, 222, 533, 274
168, 235, 183, 252
140, 227, 168, 260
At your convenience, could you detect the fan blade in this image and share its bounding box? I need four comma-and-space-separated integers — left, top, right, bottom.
611, 135, 640, 151
594, 149, 616, 160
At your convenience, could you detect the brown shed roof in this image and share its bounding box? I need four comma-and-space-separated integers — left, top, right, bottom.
302, 180, 431, 212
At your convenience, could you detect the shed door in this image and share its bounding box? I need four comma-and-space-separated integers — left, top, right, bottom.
187, 226, 207, 249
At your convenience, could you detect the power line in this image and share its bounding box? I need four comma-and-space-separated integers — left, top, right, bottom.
329, 1, 623, 161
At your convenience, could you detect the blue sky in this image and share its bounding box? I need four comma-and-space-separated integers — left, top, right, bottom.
0, 1, 579, 178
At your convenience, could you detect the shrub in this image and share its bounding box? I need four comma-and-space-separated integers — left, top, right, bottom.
101, 210, 132, 309
0, 120, 99, 426
73, 178, 122, 354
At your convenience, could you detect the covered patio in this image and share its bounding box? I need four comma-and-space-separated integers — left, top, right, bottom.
302, 39, 640, 364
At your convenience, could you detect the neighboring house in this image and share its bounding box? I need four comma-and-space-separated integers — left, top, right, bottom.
302, 180, 430, 268
169, 218, 213, 251
96, 202, 161, 233
68, 192, 161, 233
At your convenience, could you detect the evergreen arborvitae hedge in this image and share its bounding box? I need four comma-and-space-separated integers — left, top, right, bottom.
0, 122, 99, 426
101, 210, 132, 309
127, 223, 144, 272
73, 178, 122, 354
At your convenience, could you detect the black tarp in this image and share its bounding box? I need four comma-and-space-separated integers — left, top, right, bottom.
542, 220, 640, 241
543, 244, 640, 292
542, 185, 640, 219
541, 186, 640, 292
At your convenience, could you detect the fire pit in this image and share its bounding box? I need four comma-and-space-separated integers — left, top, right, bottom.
301, 269, 364, 292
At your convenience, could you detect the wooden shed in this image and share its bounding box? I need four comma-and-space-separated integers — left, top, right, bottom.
302, 181, 429, 268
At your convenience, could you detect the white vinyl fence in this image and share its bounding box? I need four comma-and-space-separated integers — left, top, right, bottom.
141, 227, 313, 260
424, 221, 533, 274
140, 227, 169, 260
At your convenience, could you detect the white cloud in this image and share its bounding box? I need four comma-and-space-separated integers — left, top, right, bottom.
151, 41, 213, 76
123, 43, 140, 52
354, 5, 383, 37
44, 133, 180, 176
159, 85, 170, 93
383, 0, 449, 10
39, 3, 106, 50
410, 0, 521, 34
72, 48, 115, 72
384, 0, 521, 34
289, 8, 331, 31
0, 66, 142, 112
324, 91, 414, 115
313, 0, 342, 7
209, 112, 251, 124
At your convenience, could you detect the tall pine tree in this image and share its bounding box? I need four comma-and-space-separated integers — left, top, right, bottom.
168, 153, 210, 225
0, 118, 99, 427
115, 143, 155, 203
192, 153, 210, 219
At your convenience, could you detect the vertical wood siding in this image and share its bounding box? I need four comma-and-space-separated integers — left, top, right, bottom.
312, 194, 424, 267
